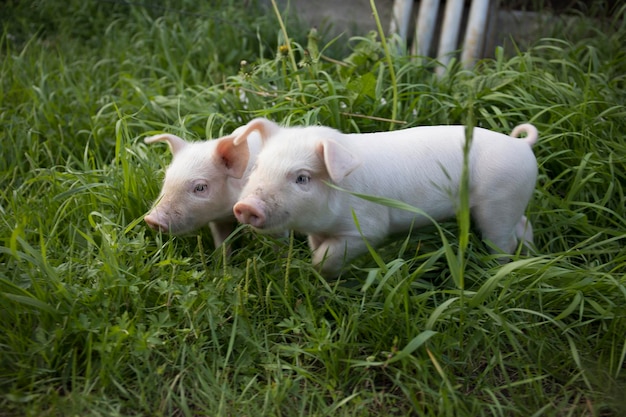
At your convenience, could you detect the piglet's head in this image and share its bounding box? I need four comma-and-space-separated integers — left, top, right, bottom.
234, 125, 362, 234
143, 131, 250, 237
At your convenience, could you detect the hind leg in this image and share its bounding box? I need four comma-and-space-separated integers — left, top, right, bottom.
515, 215, 533, 248
472, 202, 531, 256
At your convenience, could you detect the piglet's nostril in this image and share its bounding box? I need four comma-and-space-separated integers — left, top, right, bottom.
233, 204, 244, 219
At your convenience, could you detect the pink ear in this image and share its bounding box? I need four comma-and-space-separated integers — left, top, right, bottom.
317, 139, 361, 183
214, 136, 249, 179
144, 134, 187, 155
232, 118, 279, 146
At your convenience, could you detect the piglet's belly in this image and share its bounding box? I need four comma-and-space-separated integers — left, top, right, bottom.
387, 204, 457, 234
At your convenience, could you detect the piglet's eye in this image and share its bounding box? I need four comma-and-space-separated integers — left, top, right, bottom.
194, 183, 208, 193
295, 174, 310, 185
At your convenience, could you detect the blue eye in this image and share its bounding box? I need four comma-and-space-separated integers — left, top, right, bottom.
296, 174, 310, 185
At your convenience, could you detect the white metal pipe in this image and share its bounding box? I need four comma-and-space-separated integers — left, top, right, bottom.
413, 0, 441, 57
436, 0, 465, 73
389, 0, 414, 43
461, 0, 490, 68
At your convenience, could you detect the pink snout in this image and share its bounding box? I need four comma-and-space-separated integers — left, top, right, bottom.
233, 198, 266, 228
144, 213, 169, 232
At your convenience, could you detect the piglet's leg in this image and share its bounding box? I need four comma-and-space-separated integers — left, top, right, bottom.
514, 216, 534, 254
209, 221, 236, 249
308, 234, 376, 278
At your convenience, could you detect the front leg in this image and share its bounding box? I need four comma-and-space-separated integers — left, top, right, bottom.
308, 234, 377, 277
209, 220, 236, 249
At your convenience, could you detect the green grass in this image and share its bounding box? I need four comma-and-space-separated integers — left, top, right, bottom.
1, 1, 626, 415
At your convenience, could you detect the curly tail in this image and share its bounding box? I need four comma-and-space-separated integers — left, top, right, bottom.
510, 123, 538, 146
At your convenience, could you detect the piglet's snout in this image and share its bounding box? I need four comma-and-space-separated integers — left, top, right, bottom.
233, 198, 266, 229
144, 213, 169, 232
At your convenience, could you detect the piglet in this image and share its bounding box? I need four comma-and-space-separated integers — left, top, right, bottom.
144, 127, 261, 247
229, 118, 539, 276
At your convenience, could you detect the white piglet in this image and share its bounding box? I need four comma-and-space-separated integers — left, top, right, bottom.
230, 118, 539, 277
144, 127, 261, 247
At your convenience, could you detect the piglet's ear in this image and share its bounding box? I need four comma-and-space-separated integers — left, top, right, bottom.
317, 139, 361, 183
232, 117, 279, 146
144, 133, 187, 155
214, 136, 249, 179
